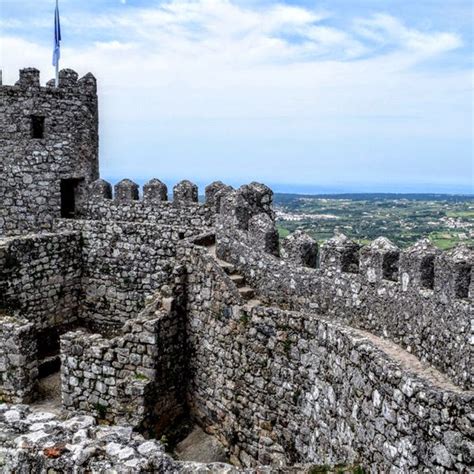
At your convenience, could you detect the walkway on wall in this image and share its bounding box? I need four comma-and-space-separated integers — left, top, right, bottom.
358, 329, 463, 393
200, 238, 467, 394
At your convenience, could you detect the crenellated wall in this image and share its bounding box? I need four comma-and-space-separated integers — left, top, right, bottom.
217, 230, 473, 390
182, 235, 473, 471
84, 178, 216, 229
0, 68, 99, 236
216, 187, 473, 391
1, 66, 472, 471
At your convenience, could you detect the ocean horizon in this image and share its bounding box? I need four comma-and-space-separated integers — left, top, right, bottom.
104, 177, 473, 197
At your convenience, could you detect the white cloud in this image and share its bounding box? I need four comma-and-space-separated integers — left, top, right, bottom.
0, 1, 469, 185
354, 13, 462, 56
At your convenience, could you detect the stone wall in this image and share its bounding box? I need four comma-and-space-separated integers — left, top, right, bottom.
0, 68, 99, 236
85, 178, 215, 230
61, 285, 187, 431
55, 219, 198, 326
0, 316, 38, 403
216, 229, 473, 390
183, 249, 473, 470
0, 231, 82, 331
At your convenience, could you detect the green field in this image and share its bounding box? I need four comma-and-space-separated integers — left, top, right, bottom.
275, 193, 474, 250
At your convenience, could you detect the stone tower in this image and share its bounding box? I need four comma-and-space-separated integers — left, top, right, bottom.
0, 68, 99, 236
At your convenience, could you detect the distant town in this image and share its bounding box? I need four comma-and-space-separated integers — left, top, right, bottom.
274, 193, 474, 249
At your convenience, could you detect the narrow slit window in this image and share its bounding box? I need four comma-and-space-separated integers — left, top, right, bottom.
31, 116, 45, 139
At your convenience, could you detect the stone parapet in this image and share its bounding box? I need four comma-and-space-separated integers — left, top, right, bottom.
186, 298, 473, 470
216, 228, 473, 389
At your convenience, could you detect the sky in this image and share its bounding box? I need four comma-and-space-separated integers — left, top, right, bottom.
1, 0, 473, 194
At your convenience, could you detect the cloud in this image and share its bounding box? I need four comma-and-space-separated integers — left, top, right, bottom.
1, 1, 463, 76
0, 0, 470, 188
354, 13, 462, 56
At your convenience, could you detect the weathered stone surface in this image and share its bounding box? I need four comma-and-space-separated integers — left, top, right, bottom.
281, 230, 318, 268
0, 404, 243, 472
399, 238, 440, 291
205, 181, 233, 213
144, 178, 168, 202
248, 213, 279, 256
174, 180, 198, 204
360, 236, 400, 283
320, 232, 361, 273
0, 317, 37, 403
90, 179, 112, 200
114, 179, 139, 202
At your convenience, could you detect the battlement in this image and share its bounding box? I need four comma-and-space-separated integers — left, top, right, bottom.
319, 234, 473, 300
215, 185, 473, 390
88, 178, 233, 207
217, 184, 473, 303
80, 179, 238, 233
0, 68, 99, 237
1, 67, 97, 95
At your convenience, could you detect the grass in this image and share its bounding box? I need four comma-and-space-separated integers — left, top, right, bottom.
277, 226, 290, 238
240, 312, 250, 326
430, 238, 458, 250
446, 210, 474, 218
428, 232, 473, 250
134, 372, 149, 381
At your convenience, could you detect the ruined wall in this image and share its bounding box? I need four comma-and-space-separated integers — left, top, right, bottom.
0, 404, 245, 473
0, 317, 38, 403
61, 287, 187, 431
0, 68, 99, 236
216, 229, 473, 390
55, 219, 198, 326
0, 231, 82, 330
183, 245, 473, 470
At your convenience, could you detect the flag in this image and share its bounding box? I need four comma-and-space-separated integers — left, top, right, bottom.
52, 0, 61, 67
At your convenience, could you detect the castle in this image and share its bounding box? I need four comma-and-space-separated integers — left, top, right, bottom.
0, 68, 472, 472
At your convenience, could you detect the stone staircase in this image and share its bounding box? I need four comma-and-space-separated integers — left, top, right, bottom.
198, 240, 262, 307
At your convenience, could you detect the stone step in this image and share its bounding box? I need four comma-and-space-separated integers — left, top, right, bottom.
219, 262, 235, 275
239, 287, 255, 301
229, 274, 245, 287
244, 299, 262, 309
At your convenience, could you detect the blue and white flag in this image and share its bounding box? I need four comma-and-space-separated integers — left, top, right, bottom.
52, 0, 61, 67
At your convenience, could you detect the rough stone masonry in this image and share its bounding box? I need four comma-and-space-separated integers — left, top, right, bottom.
0, 68, 472, 473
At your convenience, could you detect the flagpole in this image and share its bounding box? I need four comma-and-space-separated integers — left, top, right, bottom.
53, 0, 61, 88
